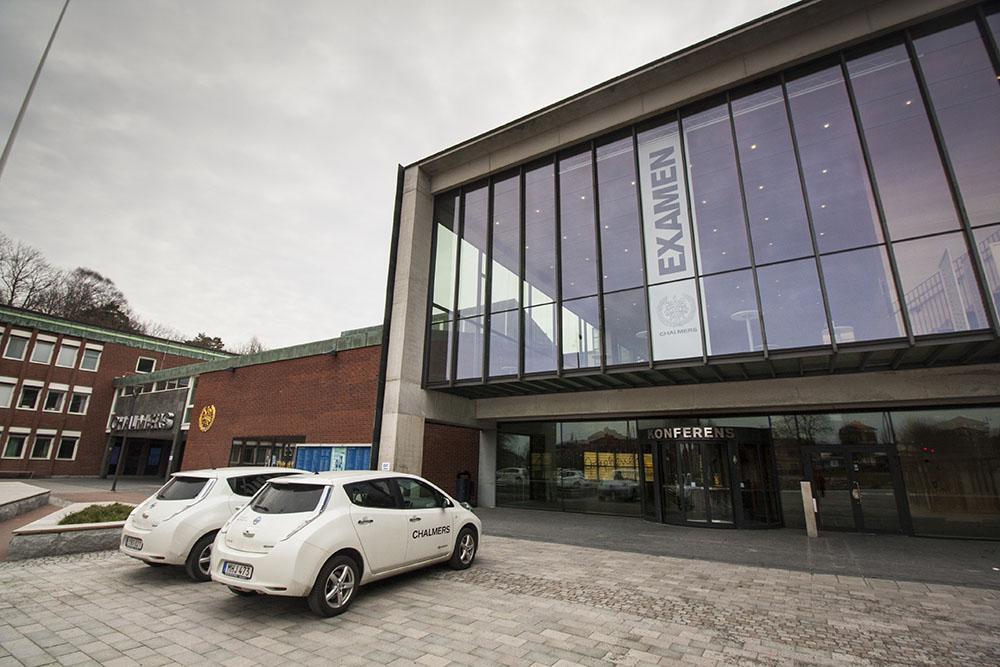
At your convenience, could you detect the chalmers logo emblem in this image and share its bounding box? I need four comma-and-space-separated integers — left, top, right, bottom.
656, 293, 696, 328
412, 525, 451, 540
198, 405, 216, 433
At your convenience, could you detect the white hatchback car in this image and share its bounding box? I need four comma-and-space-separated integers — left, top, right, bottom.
210, 470, 482, 617
121, 467, 307, 581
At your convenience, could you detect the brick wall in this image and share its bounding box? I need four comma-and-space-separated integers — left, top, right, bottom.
182, 345, 381, 470
421, 422, 480, 504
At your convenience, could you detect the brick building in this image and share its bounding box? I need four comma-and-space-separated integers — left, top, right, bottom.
0, 306, 228, 478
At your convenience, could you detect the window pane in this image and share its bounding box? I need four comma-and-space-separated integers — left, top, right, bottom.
597, 136, 644, 292
524, 302, 557, 374
974, 225, 1000, 320
56, 437, 77, 460
786, 64, 882, 252
524, 162, 557, 306
893, 231, 988, 335
559, 148, 599, 300
30, 437, 52, 459
757, 258, 830, 349
0, 383, 13, 408
457, 185, 488, 317
455, 316, 484, 380
649, 278, 703, 360
426, 308, 452, 384
603, 288, 649, 366
913, 20, 1000, 226
30, 340, 53, 364
490, 172, 520, 313
683, 101, 751, 274
561, 296, 601, 370
80, 349, 100, 370
44, 391, 64, 411
701, 269, 762, 355
18, 387, 40, 409
990, 6, 1000, 44
731, 84, 814, 264
4, 436, 26, 458
847, 43, 960, 240
796, 412, 892, 445
56, 345, 78, 367
4, 336, 28, 359
432, 192, 459, 313
489, 309, 519, 377
821, 246, 904, 343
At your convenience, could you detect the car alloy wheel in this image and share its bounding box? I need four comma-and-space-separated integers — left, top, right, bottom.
324, 563, 355, 609
198, 543, 212, 577
459, 533, 476, 565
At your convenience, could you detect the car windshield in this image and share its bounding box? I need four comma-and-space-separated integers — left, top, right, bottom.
156, 476, 208, 501
251, 483, 325, 514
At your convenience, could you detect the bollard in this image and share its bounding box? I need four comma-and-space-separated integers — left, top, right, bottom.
801, 480, 818, 538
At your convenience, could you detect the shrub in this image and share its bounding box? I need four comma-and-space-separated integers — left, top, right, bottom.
58, 503, 134, 525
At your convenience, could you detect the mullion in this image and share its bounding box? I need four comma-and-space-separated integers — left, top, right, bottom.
676, 112, 710, 365
630, 127, 656, 367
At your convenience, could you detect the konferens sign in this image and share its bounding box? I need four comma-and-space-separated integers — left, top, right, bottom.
647, 426, 736, 441
638, 125, 703, 361
110, 412, 175, 432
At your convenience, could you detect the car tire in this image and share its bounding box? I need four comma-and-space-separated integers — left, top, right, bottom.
307, 555, 359, 617
448, 526, 478, 570
184, 533, 216, 582
228, 586, 256, 597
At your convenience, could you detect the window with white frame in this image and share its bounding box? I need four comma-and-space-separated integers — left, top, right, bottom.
67, 389, 90, 414
29, 433, 55, 459
135, 357, 156, 373
3, 334, 29, 360
79, 347, 102, 371
3, 432, 28, 459
43, 387, 67, 412
30, 338, 55, 364
55, 434, 79, 461
55, 342, 80, 368
17, 384, 42, 410
0, 379, 15, 408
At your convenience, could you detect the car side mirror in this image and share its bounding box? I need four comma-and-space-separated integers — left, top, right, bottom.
441, 498, 453, 508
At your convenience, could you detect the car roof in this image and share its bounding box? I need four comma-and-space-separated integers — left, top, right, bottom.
264, 470, 425, 487
170, 467, 308, 480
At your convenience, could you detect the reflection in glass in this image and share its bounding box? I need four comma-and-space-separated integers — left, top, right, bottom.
524, 162, 557, 306
913, 21, 1000, 227
973, 225, 1000, 319
603, 288, 649, 366
757, 258, 830, 349
455, 316, 483, 380
846, 43, 960, 240
785, 65, 882, 252
893, 232, 988, 335
426, 308, 452, 383
559, 421, 640, 517
489, 309, 519, 378
524, 302, 557, 374
457, 185, 488, 317
892, 407, 1000, 538
700, 269, 762, 355
820, 246, 904, 343
770, 415, 804, 528
731, 83, 814, 264
597, 136, 644, 292
683, 101, 752, 274
559, 149, 599, 300
496, 423, 558, 510
490, 172, 520, 313
795, 412, 891, 445
561, 296, 601, 370
431, 192, 459, 313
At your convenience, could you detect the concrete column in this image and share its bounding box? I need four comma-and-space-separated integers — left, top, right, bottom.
478, 428, 497, 508
801, 481, 818, 538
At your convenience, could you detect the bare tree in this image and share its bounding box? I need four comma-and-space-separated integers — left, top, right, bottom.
0, 232, 61, 310
43, 267, 143, 333
137, 318, 187, 342
230, 336, 267, 355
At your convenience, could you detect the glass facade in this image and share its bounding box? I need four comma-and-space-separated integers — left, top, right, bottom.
425, 4, 1000, 384
498, 407, 1000, 538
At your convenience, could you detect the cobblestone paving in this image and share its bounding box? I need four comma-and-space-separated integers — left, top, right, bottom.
1, 537, 998, 666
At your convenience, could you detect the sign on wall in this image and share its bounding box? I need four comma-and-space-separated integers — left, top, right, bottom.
638, 128, 694, 283
110, 412, 175, 432
648, 279, 703, 360
198, 405, 217, 432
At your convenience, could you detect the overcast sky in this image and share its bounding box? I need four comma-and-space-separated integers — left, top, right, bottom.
0, 0, 793, 349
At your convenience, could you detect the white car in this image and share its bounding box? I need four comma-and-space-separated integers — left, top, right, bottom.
210, 470, 481, 617
121, 467, 307, 581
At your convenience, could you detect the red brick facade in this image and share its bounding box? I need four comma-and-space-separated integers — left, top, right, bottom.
421, 422, 480, 504
0, 324, 209, 477
181, 345, 382, 470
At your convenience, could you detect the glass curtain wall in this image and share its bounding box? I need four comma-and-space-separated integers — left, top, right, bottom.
426, 5, 999, 385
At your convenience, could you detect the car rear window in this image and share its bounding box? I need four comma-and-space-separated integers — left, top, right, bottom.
251, 483, 325, 514
157, 476, 208, 501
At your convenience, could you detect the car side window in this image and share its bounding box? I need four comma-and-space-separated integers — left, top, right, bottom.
344, 480, 397, 509
228, 474, 270, 497
396, 478, 442, 509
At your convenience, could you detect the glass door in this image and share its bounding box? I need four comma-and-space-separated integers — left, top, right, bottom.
806, 447, 906, 533
657, 441, 735, 526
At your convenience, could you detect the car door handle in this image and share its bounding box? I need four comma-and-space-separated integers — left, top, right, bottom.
409, 517, 421, 522
357, 518, 374, 525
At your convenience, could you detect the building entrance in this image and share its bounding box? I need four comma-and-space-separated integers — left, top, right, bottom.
802, 447, 909, 533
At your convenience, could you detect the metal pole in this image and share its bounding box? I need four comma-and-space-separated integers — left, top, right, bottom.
0, 0, 70, 184
111, 388, 138, 492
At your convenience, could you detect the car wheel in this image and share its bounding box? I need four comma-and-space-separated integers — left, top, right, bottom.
228, 586, 256, 597
184, 533, 216, 582
307, 555, 359, 617
448, 526, 478, 570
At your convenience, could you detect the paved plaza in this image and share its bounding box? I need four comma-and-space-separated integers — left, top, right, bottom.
2, 533, 999, 667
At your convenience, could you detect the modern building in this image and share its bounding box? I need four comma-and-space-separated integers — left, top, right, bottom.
0, 306, 228, 478
377, 0, 1000, 538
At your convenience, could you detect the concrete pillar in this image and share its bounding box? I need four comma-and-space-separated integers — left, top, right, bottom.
478, 428, 497, 508
801, 481, 818, 538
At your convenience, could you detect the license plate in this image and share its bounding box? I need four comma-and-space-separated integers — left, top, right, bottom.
222, 561, 253, 580
124, 536, 143, 550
